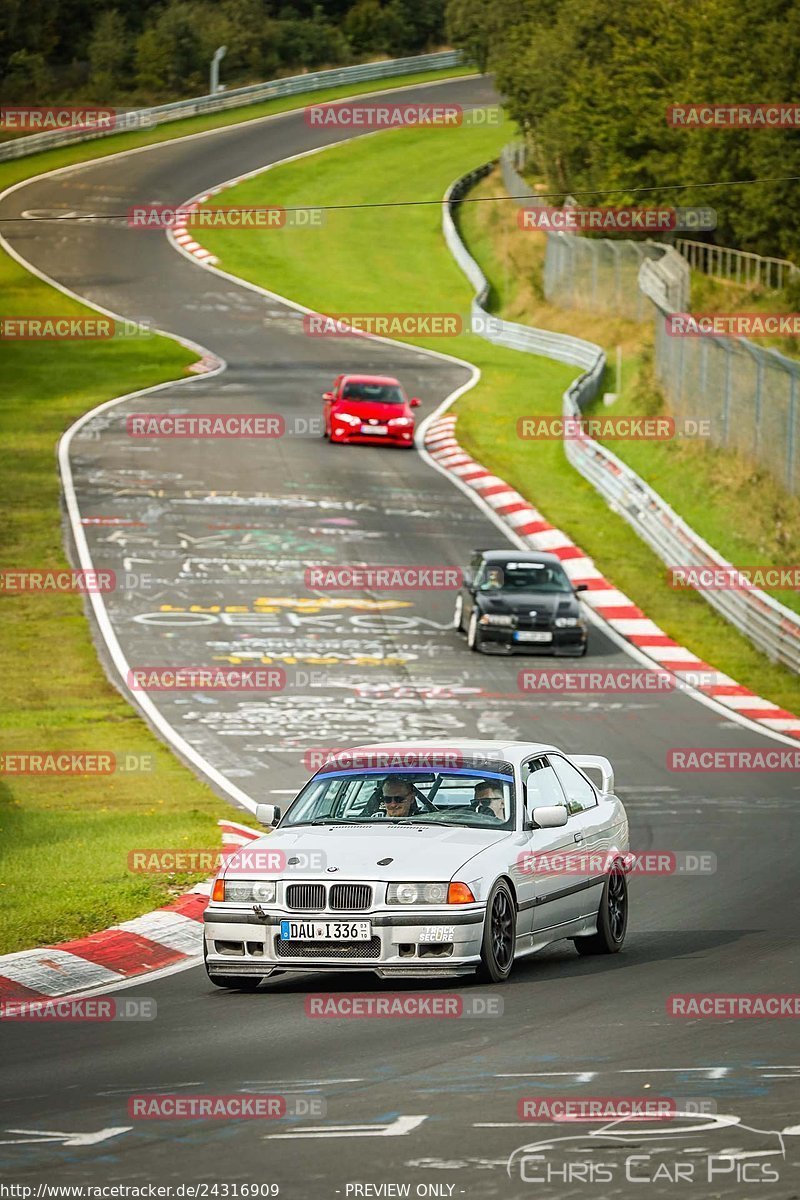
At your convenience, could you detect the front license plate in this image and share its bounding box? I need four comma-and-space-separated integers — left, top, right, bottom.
361, 425, 388, 435
514, 631, 553, 643
280, 920, 372, 941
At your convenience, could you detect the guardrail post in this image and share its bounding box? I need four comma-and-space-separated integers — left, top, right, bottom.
721, 342, 732, 446
754, 353, 764, 459
788, 373, 798, 493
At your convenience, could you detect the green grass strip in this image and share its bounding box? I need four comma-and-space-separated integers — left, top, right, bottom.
0, 65, 473, 954
195, 122, 798, 716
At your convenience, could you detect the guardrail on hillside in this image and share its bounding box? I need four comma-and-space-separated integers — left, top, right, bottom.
0, 50, 464, 162
444, 165, 605, 408
443, 160, 800, 674
499, 145, 690, 319
675, 238, 800, 289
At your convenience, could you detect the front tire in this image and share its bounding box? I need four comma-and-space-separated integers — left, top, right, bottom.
453, 594, 465, 632
574, 864, 628, 955
477, 880, 516, 982
467, 610, 483, 652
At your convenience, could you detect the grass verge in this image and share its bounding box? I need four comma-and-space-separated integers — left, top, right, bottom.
461, 169, 800, 622
196, 128, 797, 715
0, 64, 473, 954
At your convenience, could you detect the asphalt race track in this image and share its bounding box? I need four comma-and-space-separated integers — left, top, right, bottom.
1, 75, 799, 1198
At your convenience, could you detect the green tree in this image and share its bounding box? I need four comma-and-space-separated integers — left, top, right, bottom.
2, 48, 53, 100
134, 2, 206, 96
445, 0, 497, 72
88, 10, 132, 99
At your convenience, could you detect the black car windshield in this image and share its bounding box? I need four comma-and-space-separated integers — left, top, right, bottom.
479, 561, 572, 593
342, 382, 405, 404
281, 769, 515, 830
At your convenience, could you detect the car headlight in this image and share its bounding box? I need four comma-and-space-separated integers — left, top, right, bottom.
479, 613, 515, 626
387, 882, 449, 905
222, 880, 277, 903
387, 417, 412, 426
335, 412, 361, 426
555, 616, 584, 628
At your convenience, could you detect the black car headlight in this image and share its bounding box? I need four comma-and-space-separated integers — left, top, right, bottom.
479, 613, 515, 627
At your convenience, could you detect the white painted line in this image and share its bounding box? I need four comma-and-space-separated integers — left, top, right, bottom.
268, 1115, 427, 1139
0, 1127, 132, 1147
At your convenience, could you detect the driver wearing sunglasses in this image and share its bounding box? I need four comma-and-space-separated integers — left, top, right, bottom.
380, 776, 420, 818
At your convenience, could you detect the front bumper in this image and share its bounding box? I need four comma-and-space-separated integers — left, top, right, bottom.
478, 624, 587, 654
204, 905, 486, 979
331, 428, 414, 447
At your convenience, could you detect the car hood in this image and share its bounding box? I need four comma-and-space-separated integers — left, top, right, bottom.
477, 590, 578, 616
336, 400, 411, 421
224, 824, 511, 882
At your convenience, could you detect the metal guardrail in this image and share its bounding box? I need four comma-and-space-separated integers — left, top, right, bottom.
675, 238, 800, 289
0, 51, 464, 162
500, 145, 691, 318
444, 166, 605, 400
444, 158, 800, 673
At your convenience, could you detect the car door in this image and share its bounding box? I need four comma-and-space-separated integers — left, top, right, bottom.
518, 755, 586, 939
549, 754, 607, 920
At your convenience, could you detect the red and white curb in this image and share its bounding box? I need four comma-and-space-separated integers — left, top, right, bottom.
0, 819, 261, 1002
171, 199, 218, 265
172, 200, 225, 375
425, 413, 800, 740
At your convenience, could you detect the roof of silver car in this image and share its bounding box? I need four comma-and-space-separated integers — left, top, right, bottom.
351, 739, 559, 764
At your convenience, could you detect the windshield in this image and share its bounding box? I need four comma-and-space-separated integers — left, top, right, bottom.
281, 769, 515, 830
341, 382, 405, 405
478, 561, 572, 594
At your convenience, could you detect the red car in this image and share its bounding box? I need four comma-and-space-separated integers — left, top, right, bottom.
322, 374, 421, 447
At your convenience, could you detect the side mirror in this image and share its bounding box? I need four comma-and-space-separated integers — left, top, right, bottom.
322, 392, 334, 402
255, 803, 280, 827
409, 397, 421, 407
531, 805, 568, 829
574, 583, 588, 593
462, 569, 473, 589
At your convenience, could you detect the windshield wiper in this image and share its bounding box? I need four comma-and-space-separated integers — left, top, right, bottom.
287, 818, 351, 827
